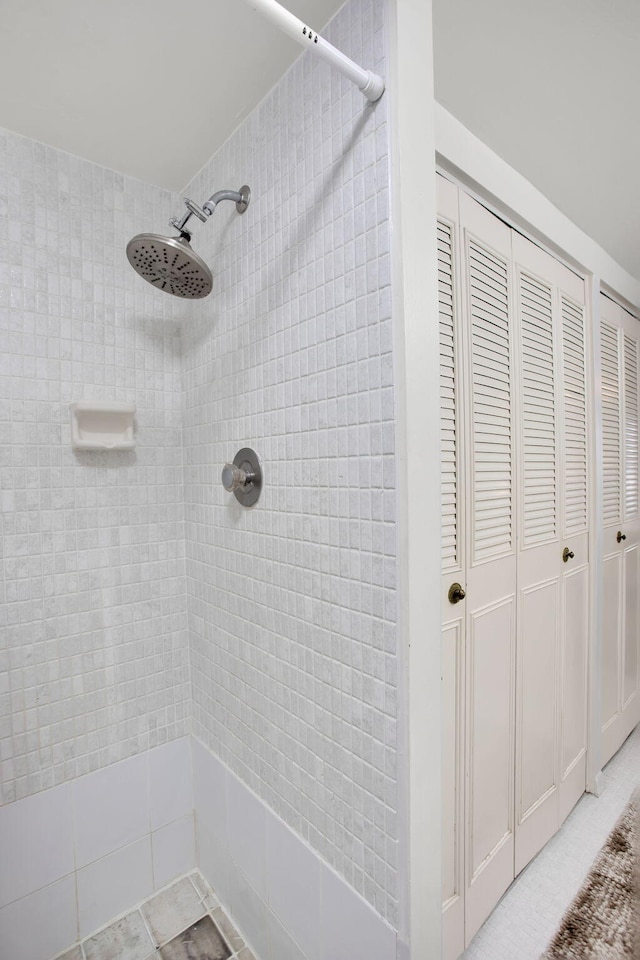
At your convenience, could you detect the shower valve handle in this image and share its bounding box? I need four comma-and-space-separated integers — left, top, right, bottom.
222, 448, 262, 507
222, 463, 255, 492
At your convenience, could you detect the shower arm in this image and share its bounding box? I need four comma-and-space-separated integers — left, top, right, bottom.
170, 187, 250, 237
243, 0, 385, 102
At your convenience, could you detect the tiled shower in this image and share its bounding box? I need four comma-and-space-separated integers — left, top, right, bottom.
0, 2, 399, 958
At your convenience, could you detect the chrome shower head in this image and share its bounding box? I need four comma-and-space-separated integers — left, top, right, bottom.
126, 185, 250, 299
126, 233, 213, 299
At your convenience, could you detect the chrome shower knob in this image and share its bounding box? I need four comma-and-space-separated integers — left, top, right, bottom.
222, 447, 262, 507
222, 463, 253, 492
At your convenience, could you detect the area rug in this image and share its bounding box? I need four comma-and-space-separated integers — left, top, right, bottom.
541, 790, 639, 959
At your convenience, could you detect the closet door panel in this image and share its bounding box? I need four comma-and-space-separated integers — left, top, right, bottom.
518, 580, 559, 807
599, 297, 624, 761
601, 551, 622, 756
559, 553, 588, 823
512, 233, 561, 871
620, 314, 640, 737
556, 264, 588, 822
514, 575, 559, 872
442, 623, 464, 885
623, 543, 639, 707
460, 191, 516, 944
442, 618, 465, 960
465, 591, 515, 944
600, 296, 640, 762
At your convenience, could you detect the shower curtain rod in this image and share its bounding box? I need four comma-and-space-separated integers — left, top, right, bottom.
243, 0, 385, 102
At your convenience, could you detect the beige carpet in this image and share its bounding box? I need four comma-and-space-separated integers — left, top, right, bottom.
542, 791, 639, 959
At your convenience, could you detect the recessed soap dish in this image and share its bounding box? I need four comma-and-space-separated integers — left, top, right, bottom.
70, 401, 136, 451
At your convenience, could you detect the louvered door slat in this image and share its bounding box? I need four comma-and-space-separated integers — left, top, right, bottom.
601, 321, 621, 524
623, 334, 639, 519
519, 270, 556, 546
439, 218, 459, 570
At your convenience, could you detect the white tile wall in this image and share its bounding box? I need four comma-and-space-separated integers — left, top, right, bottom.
0, 780, 73, 906
321, 861, 396, 960
227, 766, 267, 899
0, 126, 190, 805
149, 736, 193, 831
193, 733, 396, 960
0, 875, 77, 960
0, 739, 195, 957
77, 836, 154, 937
74, 752, 149, 867
267, 909, 309, 960
193, 734, 228, 845
267, 814, 322, 960
182, 0, 397, 925
152, 814, 196, 889
227, 865, 269, 960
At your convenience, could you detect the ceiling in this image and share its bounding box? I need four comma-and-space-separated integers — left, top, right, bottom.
0, 0, 344, 192
1, 1, 638, 283
433, 0, 640, 283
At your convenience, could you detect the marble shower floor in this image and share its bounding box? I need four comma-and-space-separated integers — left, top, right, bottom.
53, 873, 256, 960
461, 723, 640, 960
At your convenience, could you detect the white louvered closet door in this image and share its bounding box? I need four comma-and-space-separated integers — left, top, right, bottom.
438, 176, 466, 960
511, 237, 589, 871
438, 178, 592, 956
512, 233, 562, 873
600, 294, 640, 764
556, 262, 589, 824
459, 191, 516, 944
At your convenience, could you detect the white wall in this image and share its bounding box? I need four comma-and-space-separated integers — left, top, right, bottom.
0, 129, 191, 805
181, 0, 400, 929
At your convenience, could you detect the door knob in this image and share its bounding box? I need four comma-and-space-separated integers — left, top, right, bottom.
617, 530, 627, 543
448, 582, 466, 604
562, 547, 575, 563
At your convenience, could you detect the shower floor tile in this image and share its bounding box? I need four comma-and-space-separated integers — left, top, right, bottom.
159, 915, 231, 960
52, 872, 257, 960
141, 877, 207, 946
83, 911, 154, 960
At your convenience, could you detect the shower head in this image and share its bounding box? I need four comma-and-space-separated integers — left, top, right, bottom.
126, 233, 213, 299
126, 185, 250, 299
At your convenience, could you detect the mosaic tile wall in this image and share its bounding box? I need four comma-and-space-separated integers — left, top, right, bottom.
182, 0, 397, 924
0, 129, 191, 803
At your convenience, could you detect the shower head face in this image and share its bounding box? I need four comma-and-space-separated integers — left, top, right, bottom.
126, 233, 213, 299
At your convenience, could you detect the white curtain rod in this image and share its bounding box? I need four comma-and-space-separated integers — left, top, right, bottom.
243, 0, 385, 102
